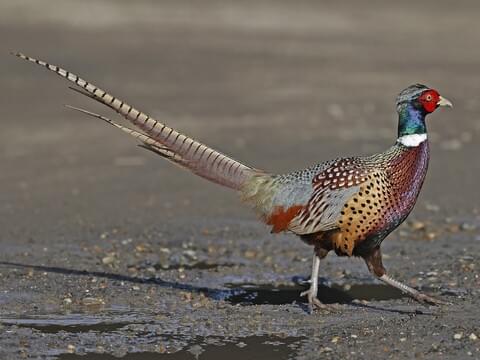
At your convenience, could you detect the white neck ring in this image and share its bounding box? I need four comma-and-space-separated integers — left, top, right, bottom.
397, 133, 427, 147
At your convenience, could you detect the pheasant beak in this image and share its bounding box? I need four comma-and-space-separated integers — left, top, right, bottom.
437, 96, 453, 108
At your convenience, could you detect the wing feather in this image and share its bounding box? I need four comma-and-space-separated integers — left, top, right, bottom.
286, 158, 372, 235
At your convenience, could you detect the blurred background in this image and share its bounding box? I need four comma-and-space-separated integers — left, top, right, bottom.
2, 0, 479, 240
1, 1, 479, 359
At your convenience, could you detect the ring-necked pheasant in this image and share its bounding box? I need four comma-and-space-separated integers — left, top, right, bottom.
15, 53, 452, 311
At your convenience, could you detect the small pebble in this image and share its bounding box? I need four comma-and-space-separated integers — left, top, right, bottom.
82, 297, 105, 306
446, 224, 460, 233
181, 292, 193, 301
244, 250, 257, 259
469, 333, 478, 341
183, 250, 197, 260
425, 203, 440, 212
327, 103, 344, 119
63, 298, 72, 305
121, 238, 133, 245
135, 244, 148, 253
460, 222, 476, 231
102, 254, 116, 265
410, 221, 426, 231
453, 333, 463, 340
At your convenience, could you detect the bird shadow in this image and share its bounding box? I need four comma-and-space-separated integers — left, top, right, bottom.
0, 261, 434, 315
0, 261, 231, 300
343, 301, 437, 316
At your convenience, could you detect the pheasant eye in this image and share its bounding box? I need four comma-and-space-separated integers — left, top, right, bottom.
425, 94, 432, 101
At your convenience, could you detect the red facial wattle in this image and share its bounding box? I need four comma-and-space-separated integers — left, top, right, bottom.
419, 89, 440, 113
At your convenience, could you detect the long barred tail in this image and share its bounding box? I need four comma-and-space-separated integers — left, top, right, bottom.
64, 105, 187, 167
15, 52, 258, 190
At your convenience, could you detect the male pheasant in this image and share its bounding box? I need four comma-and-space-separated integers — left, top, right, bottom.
15, 53, 452, 311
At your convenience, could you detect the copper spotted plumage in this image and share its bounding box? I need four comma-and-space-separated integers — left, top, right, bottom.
15, 53, 453, 312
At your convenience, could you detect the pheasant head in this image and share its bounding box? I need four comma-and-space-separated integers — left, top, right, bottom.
396, 84, 452, 143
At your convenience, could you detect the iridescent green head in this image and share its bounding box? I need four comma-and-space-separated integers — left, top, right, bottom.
396, 84, 452, 137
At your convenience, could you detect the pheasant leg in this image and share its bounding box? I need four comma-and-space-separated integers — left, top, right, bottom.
364, 246, 447, 306
379, 274, 447, 305
300, 253, 334, 312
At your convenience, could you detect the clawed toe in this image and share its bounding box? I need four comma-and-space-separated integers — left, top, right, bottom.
414, 293, 450, 306
311, 298, 337, 311
300, 289, 338, 313
300, 289, 310, 298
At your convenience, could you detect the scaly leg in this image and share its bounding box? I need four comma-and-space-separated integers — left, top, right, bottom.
364, 246, 447, 306
378, 274, 447, 305
300, 253, 333, 312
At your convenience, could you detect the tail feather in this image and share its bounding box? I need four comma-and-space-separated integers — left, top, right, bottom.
15, 52, 258, 190
66, 105, 222, 175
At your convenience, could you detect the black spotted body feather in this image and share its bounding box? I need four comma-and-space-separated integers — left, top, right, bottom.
243, 140, 429, 256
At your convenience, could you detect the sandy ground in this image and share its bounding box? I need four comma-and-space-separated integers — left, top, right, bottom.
0, 0, 479, 359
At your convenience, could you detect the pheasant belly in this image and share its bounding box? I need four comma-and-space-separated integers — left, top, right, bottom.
334, 141, 430, 257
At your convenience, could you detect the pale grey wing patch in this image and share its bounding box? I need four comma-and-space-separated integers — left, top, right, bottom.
286, 156, 373, 235
264, 161, 336, 210
288, 185, 359, 235
268, 181, 313, 209
241, 174, 314, 221
255, 159, 363, 232
241, 163, 333, 220
243, 157, 371, 228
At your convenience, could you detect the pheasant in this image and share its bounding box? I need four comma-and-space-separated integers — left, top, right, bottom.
15, 53, 452, 311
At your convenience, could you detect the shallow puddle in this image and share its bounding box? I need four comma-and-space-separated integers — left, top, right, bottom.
224, 283, 405, 305
3, 318, 129, 334
0, 308, 141, 334
57, 336, 301, 360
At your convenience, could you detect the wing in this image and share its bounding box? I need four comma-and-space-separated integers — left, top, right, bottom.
287, 157, 373, 235
242, 157, 374, 234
